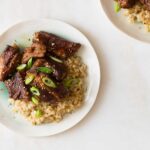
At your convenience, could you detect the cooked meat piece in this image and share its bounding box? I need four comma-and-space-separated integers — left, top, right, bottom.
22, 43, 46, 63
54, 84, 69, 98
30, 58, 67, 81
48, 58, 67, 81
31, 73, 68, 103
32, 59, 46, 68
118, 0, 136, 8
39, 88, 58, 104
0, 45, 21, 81
5, 72, 30, 100
31, 74, 57, 103
26, 59, 46, 75
25, 59, 48, 76
33, 31, 81, 59
140, 0, 150, 10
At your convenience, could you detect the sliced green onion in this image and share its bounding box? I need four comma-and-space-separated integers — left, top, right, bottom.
49, 56, 63, 63
31, 97, 39, 105
114, 1, 121, 13
27, 58, 33, 69
17, 64, 26, 71
35, 109, 43, 118
63, 78, 72, 88
30, 86, 40, 96
37, 67, 53, 74
63, 78, 80, 88
42, 77, 57, 88
25, 74, 35, 85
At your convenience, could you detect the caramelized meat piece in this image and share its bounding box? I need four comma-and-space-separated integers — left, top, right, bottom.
31, 58, 67, 81
5, 72, 30, 100
0, 45, 21, 81
39, 88, 57, 104
32, 59, 46, 68
26, 59, 49, 77
47, 58, 67, 81
22, 43, 46, 63
140, 0, 150, 10
54, 84, 69, 98
33, 31, 81, 59
31, 74, 68, 103
118, 0, 136, 8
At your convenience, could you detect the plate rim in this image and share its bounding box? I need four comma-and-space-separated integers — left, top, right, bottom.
0, 18, 101, 137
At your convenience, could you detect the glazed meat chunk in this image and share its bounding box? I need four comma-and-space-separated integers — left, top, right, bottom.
31, 58, 67, 81
22, 42, 46, 63
118, 0, 136, 8
140, 0, 150, 10
0, 45, 21, 81
47, 58, 67, 81
5, 72, 30, 100
31, 73, 68, 104
33, 31, 81, 59
26, 58, 68, 103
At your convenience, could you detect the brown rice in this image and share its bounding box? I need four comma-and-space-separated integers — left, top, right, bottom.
124, 2, 150, 31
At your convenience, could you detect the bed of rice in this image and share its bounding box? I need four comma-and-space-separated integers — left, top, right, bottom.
124, 2, 150, 31
9, 55, 87, 125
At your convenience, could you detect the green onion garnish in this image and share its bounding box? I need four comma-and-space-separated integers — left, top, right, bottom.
35, 109, 43, 118
37, 67, 53, 74
30, 86, 40, 96
42, 77, 57, 88
49, 56, 63, 63
31, 97, 39, 105
25, 74, 35, 85
17, 64, 26, 71
114, 1, 121, 13
27, 57, 33, 69
63, 78, 80, 88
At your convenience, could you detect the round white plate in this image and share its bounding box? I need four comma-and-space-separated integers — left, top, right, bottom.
100, 0, 150, 43
0, 19, 100, 137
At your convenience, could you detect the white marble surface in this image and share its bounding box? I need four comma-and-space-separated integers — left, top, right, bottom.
0, 0, 150, 149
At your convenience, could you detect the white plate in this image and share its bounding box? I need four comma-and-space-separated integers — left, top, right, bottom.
100, 0, 150, 43
0, 19, 100, 137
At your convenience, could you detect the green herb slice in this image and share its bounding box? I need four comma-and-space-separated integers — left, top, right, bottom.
30, 86, 40, 96
42, 77, 57, 88
49, 56, 63, 63
35, 109, 43, 118
31, 97, 39, 105
114, 1, 121, 13
63, 78, 80, 88
17, 64, 26, 71
37, 67, 53, 74
25, 74, 35, 85
27, 58, 33, 69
